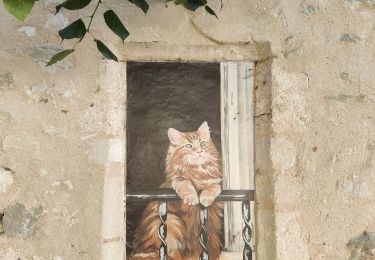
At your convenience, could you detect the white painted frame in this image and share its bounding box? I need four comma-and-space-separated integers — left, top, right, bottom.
221, 62, 255, 252
100, 62, 127, 260
99, 42, 265, 260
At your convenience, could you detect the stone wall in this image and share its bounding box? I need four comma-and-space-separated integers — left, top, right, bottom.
1, 0, 375, 259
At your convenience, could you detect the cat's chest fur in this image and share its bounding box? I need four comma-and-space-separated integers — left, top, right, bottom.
184, 165, 221, 190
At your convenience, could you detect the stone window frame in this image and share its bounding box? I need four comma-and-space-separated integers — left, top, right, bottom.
98, 42, 271, 260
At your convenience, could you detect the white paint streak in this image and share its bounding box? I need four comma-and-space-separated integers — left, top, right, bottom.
0, 169, 13, 193
51, 181, 61, 187
63, 180, 74, 190
45, 14, 68, 29
18, 26, 37, 37
271, 137, 297, 173
63, 90, 73, 98
108, 138, 125, 163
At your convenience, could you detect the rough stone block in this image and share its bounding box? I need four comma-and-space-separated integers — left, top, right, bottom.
2, 204, 42, 237
0, 72, 14, 90
347, 232, 375, 260
272, 68, 311, 133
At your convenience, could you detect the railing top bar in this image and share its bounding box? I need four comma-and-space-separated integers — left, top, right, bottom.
126, 189, 254, 202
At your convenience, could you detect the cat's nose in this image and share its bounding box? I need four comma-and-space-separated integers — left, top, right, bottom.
197, 149, 203, 154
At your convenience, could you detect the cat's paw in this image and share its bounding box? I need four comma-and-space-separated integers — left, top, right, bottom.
182, 193, 199, 206
199, 192, 216, 207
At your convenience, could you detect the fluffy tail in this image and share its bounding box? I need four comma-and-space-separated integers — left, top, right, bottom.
132, 201, 186, 257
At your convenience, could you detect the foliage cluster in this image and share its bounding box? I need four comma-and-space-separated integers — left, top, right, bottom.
2, 0, 217, 66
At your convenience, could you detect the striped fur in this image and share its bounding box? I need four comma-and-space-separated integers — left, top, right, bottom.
132, 122, 223, 260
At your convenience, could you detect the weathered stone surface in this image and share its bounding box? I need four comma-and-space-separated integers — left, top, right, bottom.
79, 108, 105, 133
302, 4, 319, 15
283, 36, 304, 58
1, 0, 375, 259
348, 232, 375, 260
271, 137, 296, 173
325, 94, 366, 103
0, 168, 13, 193
272, 69, 311, 133
343, 0, 375, 12
25, 83, 56, 103
0, 72, 14, 90
32, 256, 47, 260
38, 168, 48, 177
276, 211, 310, 260
63, 180, 73, 191
23, 44, 62, 62
3, 204, 42, 237
42, 124, 61, 136
23, 45, 74, 72
340, 33, 360, 43
0, 247, 21, 259
0, 111, 12, 126
2, 133, 40, 153
337, 175, 372, 198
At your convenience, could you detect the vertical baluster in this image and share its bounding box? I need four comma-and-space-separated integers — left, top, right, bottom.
242, 201, 252, 260
158, 201, 167, 260
199, 206, 209, 260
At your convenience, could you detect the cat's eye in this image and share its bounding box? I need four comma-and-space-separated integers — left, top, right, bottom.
185, 144, 193, 149
200, 141, 207, 148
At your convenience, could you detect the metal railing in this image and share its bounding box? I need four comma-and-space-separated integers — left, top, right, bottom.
126, 189, 254, 260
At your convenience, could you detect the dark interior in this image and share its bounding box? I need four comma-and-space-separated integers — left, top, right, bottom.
126, 62, 221, 254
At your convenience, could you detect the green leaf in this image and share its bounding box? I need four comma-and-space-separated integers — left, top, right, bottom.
183, 0, 206, 11
58, 19, 86, 41
197, 0, 207, 6
3, 0, 35, 21
104, 10, 129, 42
55, 0, 92, 15
205, 5, 218, 19
46, 49, 75, 67
128, 0, 149, 14
94, 40, 118, 62
173, 0, 186, 4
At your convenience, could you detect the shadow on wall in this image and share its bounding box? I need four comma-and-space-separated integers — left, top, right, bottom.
254, 53, 277, 260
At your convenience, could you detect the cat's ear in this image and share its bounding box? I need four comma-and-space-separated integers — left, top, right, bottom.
168, 128, 183, 145
198, 121, 210, 140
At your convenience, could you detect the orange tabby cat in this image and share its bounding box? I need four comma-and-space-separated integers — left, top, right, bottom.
131, 122, 223, 260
